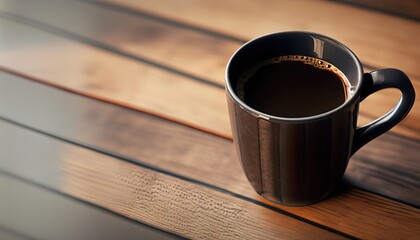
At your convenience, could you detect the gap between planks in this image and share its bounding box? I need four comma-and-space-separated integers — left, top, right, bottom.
0, 69, 420, 238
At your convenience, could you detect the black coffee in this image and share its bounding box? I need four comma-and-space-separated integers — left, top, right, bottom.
237, 55, 352, 118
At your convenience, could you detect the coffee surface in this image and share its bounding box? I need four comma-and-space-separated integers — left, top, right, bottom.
237, 55, 352, 118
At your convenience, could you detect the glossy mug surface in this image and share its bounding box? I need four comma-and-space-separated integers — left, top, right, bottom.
225, 32, 415, 206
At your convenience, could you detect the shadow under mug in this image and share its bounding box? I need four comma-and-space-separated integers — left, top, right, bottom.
225, 32, 415, 206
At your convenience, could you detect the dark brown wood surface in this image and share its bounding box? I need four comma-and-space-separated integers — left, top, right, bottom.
103, 0, 420, 79
1, 70, 419, 239
0, 173, 180, 240
344, 0, 420, 20
0, 0, 418, 140
0, 0, 419, 239
0, 118, 350, 240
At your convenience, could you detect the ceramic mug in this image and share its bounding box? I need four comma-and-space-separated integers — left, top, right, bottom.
225, 32, 415, 206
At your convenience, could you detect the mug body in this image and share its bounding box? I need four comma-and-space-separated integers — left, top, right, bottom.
226, 32, 364, 205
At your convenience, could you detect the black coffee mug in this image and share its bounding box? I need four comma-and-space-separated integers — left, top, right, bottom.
225, 32, 415, 206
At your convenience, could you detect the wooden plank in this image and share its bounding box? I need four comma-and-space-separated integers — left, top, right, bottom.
0, 175, 181, 240
346, 0, 420, 20
350, 133, 420, 203
0, 0, 236, 87
0, 0, 416, 238
103, 0, 420, 81
0, 122, 347, 240
0, 2, 418, 141
1, 71, 419, 239
0, 17, 231, 138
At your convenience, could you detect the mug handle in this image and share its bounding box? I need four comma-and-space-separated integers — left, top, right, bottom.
352, 69, 416, 154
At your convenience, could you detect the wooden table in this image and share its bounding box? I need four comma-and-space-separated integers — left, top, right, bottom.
0, 0, 419, 239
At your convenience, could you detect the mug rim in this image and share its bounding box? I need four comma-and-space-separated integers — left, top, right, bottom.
225, 31, 364, 123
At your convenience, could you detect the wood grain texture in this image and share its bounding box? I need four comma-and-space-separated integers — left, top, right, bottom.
346, 0, 420, 20
1, 71, 419, 239
0, 0, 237, 87
103, 0, 420, 79
0, 1, 418, 141
351, 133, 420, 203
0, 175, 180, 240
0, 121, 346, 240
0, 17, 230, 137
0, 1, 418, 239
